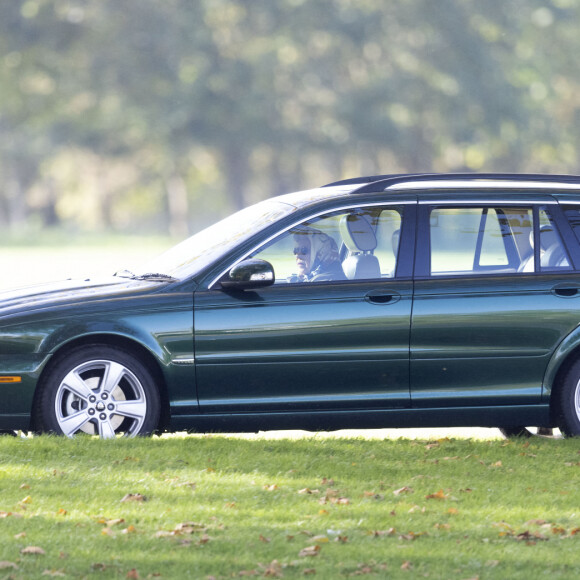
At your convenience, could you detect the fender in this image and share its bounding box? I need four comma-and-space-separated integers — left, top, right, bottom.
543, 324, 580, 399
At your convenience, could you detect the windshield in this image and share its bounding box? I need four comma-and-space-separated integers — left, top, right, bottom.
133, 199, 296, 280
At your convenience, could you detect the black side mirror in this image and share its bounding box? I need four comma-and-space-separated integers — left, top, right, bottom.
221, 259, 275, 290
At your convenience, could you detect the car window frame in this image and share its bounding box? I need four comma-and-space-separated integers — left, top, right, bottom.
206, 199, 418, 290
552, 201, 580, 271
414, 196, 579, 279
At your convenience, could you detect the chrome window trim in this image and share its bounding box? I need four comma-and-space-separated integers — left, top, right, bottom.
207, 199, 415, 290
418, 198, 557, 205
389, 180, 580, 191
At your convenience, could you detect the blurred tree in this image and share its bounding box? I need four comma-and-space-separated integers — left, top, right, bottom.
1, 0, 579, 236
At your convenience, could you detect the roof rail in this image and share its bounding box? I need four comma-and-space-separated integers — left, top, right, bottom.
322, 173, 415, 187
323, 172, 580, 194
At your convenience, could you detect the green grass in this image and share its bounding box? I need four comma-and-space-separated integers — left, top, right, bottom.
1, 434, 580, 579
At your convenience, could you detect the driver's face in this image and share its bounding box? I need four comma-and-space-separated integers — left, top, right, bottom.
294, 238, 311, 276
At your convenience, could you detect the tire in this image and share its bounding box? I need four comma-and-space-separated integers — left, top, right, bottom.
557, 358, 580, 437
498, 426, 559, 439
35, 345, 160, 439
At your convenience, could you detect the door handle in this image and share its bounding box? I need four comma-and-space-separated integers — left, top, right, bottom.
552, 285, 580, 298
364, 290, 401, 305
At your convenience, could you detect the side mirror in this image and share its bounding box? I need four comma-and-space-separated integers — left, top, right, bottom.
221, 259, 275, 290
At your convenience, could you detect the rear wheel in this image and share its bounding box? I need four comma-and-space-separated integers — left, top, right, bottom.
35, 345, 160, 438
498, 426, 560, 439
557, 359, 580, 437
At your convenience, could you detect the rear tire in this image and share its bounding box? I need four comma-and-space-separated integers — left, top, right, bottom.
35, 345, 160, 439
498, 426, 558, 439
557, 359, 580, 437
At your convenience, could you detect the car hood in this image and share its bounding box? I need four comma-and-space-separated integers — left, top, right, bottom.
0, 276, 163, 318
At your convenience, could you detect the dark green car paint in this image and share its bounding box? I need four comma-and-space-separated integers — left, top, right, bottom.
3, 176, 580, 434
0, 278, 195, 428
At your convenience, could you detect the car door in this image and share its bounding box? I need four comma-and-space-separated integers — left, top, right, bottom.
192, 201, 416, 414
410, 194, 580, 408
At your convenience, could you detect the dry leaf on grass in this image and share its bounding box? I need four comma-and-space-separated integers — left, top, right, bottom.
425, 489, 449, 500
0, 562, 18, 570
21, 546, 45, 555
299, 545, 321, 557
393, 486, 413, 496
121, 493, 147, 503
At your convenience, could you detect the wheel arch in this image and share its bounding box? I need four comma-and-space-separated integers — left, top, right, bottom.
31, 333, 171, 433
544, 333, 580, 424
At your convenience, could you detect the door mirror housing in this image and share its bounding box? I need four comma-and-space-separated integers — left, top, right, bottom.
221, 259, 275, 290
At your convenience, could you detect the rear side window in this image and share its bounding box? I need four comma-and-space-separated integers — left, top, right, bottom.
429, 206, 571, 276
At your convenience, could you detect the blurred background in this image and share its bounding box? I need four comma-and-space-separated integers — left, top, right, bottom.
1, 0, 579, 287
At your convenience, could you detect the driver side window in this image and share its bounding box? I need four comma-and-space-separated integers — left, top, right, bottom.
250, 207, 402, 284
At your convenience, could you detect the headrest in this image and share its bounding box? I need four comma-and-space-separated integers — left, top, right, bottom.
530, 225, 558, 251
339, 214, 377, 252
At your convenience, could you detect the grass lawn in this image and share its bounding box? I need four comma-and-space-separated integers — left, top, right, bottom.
1, 434, 580, 579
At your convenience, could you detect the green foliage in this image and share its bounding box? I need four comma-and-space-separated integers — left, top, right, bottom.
1, 1, 579, 235
0, 434, 580, 578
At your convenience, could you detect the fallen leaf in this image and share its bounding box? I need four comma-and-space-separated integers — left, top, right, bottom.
0, 562, 18, 570
303, 569, 316, 575
20, 495, 32, 504
19, 484, 30, 490
21, 546, 45, 555
177, 482, 196, 489
370, 528, 396, 537
299, 545, 321, 557
298, 488, 319, 495
309, 535, 329, 543
425, 489, 448, 500
14, 532, 26, 539
262, 560, 283, 577
126, 569, 139, 579
41, 570, 65, 577
393, 486, 413, 496
57, 508, 67, 516
121, 494, 147, 503
99, 518, 125, 528
264, 484, 278, 491
434, 523, 451, 530
259, 534, 271, 543
401, 561, 413, 570
122, 525, 137, 534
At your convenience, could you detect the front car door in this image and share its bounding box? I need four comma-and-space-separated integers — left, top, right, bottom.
410, 191, 580, 411
193, 199, 416, 417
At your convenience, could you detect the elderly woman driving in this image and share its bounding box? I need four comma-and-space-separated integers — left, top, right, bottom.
288, 226, 346, 282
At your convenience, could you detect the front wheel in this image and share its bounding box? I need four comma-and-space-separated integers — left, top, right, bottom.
35, 346, 160, 439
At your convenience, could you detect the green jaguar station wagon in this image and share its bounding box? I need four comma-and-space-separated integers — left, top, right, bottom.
3, 173, 580, 439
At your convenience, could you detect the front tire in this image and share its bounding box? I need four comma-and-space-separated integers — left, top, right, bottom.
35, 345, 160, 439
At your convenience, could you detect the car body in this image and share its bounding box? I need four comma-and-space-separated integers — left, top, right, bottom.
4, 172, 580, 438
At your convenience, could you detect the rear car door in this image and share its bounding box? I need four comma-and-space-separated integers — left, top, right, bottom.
410, 193, 580, 408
